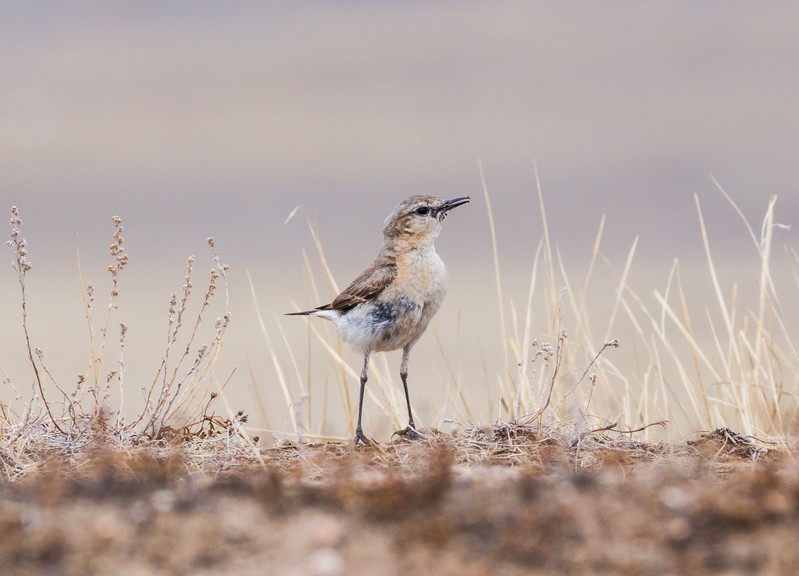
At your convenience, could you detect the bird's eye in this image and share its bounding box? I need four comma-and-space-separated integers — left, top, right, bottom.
415, 206, 430, 216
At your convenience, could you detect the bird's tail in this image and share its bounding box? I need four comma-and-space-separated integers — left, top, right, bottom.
286, 307, 340, 321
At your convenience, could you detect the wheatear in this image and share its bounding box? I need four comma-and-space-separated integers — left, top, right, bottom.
288, 195, 470, 445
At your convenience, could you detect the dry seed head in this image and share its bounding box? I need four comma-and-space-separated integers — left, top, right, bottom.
8, 206, 33, 272
9, 207, 23, 237
214, 313, 231, 331
107, 216, 129, 273
206, 268, 219, 297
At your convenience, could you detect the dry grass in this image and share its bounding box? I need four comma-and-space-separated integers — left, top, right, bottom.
6, 176, 796, 447
264, 174, 798, 447
2, 208, 245, 461
2, 176, 799, 574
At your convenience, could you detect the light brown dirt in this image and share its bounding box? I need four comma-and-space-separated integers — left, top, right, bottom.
1, 427, 796, 576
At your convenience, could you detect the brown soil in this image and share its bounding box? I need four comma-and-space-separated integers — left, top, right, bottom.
1, 426, 797, 576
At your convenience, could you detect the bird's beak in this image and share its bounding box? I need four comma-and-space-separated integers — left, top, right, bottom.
435, 196, 470, 219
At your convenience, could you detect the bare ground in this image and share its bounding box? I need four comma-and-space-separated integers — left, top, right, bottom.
1, 425, 797, 576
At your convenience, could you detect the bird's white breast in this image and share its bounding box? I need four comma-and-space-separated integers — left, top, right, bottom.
335, 245, 449, 353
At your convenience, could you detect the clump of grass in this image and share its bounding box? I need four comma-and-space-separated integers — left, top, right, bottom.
1, 206, 246, 470
483, 170, 798, 442
132, 237, 235, 439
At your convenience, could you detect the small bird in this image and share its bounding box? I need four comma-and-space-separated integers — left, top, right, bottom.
288, 195, 470, 445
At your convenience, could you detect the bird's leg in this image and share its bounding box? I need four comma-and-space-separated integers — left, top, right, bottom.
354, 351, 371, 445
393, 346, 426, 441
400, 348, 416, 430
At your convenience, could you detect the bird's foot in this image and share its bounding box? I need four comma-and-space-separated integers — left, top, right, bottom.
354, 429, 372, 446
392, 426, 427, 442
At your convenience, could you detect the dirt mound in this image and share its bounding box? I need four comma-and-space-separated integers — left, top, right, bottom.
1, 427, 796, 575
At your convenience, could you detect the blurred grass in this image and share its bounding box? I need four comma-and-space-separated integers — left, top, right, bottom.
265, 176, 798, 445
1, 173, 797, 474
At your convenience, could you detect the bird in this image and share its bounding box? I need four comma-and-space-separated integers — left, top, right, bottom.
288, 195, 470, 445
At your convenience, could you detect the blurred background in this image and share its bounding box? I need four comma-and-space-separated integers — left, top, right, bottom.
2, 2, 798, 440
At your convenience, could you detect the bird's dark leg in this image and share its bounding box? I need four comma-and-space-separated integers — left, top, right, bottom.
393, 346, 426, 441
400, 348, 416, 430
354, 351, 371, 445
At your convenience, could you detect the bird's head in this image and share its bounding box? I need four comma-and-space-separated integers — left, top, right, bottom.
383, 195, 470, 247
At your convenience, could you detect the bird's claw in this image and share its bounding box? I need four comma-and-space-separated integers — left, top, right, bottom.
354, 429, 372, 446
392, 426, 427, 442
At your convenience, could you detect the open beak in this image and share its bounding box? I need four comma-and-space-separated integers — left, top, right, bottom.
435, 196, 470, 219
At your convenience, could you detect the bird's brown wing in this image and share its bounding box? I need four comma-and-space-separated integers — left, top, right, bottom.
324, 257, 397, 312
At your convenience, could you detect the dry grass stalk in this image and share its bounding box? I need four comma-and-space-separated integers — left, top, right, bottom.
3, 208, 242, 458
6, 206, 65, 434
